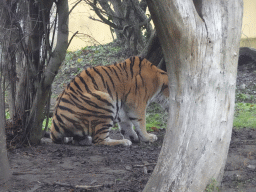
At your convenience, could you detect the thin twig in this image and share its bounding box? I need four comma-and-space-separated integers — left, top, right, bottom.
74, 32, 102, 46
89, 16, 105, 24
53, 182, 73, 187
133, 163, 156, 168
53, 182, 103, 189
76, 184, 104, 189
67, 31, 79, 49
69, 0, 83, 15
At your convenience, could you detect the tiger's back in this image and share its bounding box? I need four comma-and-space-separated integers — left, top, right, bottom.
50, 56, 169, 146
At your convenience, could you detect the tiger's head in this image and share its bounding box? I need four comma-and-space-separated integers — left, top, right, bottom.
151, 83, 169, 111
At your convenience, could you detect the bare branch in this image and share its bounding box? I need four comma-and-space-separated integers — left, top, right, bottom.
139, 0, 147, 12
98, 0, 116, 18
69, 0, 83, 15
88, 16, 105, 23
44, 0, 69, 87
67, 31, 79, 49
84, 0, 123, 30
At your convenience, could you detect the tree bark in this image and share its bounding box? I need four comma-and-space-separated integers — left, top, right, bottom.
0, 1, 19, 120
0, 0, 68, 146
28, 0, 69, 144
0, 77, 11, 184
140, 30, 166, 71
144, 0, 243, 191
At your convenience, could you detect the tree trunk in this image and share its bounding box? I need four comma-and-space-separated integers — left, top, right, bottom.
1, 1, 19, 120
28, 0, 69, 144
144, 0, 243, 191
0, 77, 11, 184
140, 30, 166, 71
0, 0, 66, 146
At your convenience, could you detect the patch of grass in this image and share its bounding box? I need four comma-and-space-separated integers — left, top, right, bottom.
236, 93, 249, 102
235, 92, 256, 103
110, 103, 168, 131
111, 123, 119, 130
146, 113, 165, 131
205, 178, 220, 192
235, 93, 253, 103
5, 110, 10, 120
62, 42, 123, 71
146, 102, 168, 131
233, 103, 256, 129
42, 117, 52, 130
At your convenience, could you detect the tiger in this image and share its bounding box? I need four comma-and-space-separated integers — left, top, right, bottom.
50, 56, 169, 146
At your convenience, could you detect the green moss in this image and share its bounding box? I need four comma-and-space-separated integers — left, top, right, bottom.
233, 103, 256, 129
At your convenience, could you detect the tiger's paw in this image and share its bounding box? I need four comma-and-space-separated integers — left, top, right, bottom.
99, 138, 132, 146
121, 131, 140, 143
123, 139, 132, 146
76, 136, 92, 146
146, 133, 158, 142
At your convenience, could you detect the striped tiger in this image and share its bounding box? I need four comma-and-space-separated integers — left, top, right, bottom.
50, 56, 169, 146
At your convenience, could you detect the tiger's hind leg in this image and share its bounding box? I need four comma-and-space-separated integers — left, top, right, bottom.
126, 110, 157, 143
50, 129, 65, 144
83, 91, 132, 146
72, 135, 92, 146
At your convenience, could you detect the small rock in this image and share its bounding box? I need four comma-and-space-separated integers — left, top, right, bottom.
40, 138, 52, 144
104, 181, 114, 188
239, 83, 246, 89
247, 165, 256, 169
234, 174, 243, 181
143, 161, 149, 165
57, 153, 62, 157
143, 166, 148, 174
90, 179, 97, 184
125, 165, 132, 170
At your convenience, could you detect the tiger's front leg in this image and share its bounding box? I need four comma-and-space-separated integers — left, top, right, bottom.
119, 121, 140, 143
99, 137, 132, 146
92, 123, 132, 146
129, 113, 157, 143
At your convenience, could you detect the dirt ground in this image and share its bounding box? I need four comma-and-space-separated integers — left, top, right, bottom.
1, 57, 256, 192
1, 130, 165, 192
1, 128, 256, 192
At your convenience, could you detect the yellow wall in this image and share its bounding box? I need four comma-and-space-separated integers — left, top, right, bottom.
241, 0, 256, 39
68, 0, 256, 51
68, 0, 113, 51
240, 0, 256, 48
